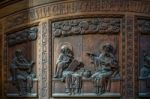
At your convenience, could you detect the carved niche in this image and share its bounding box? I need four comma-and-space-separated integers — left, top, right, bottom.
6, 27, 38, 97
138, 19, 150, 96
52, 18, 121, 97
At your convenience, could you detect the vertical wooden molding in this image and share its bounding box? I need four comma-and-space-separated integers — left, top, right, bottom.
39, 20, 50, 99
134, 16, 139, 99
125, 15, 135, 99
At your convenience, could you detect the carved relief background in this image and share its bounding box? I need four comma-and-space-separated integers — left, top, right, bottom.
52, 18, 121, 97
5, 27, 38, 97
138, 19, 150, 97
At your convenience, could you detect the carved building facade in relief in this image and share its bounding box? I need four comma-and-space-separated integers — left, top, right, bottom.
1, 0, 150, 99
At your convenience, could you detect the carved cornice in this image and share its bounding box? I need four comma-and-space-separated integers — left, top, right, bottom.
0, 0, 21, 9
52, 18, 120, 37
7, 27, 38, 46
4, 0, 150, 30
138, 19, 150, 33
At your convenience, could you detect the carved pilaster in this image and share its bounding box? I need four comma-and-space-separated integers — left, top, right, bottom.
39, 20, 50, 99
125, 15, 134, 99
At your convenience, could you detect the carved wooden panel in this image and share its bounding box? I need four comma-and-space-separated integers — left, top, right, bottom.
52, 18, 121, 98
138, 19, 150, 97
5, 27, 38, 98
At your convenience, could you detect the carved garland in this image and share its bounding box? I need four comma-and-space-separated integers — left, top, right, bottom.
52, 18, 120, 37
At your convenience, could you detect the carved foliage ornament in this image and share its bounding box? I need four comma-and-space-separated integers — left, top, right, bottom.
138, 20, 150, 33
52, 18, 120, 37
7, 27, 38, 46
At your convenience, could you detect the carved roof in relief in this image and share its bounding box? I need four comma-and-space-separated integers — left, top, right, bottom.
52, 18, 121, 37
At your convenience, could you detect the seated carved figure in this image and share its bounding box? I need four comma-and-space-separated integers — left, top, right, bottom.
54, 45, 74, 78
10, 49, 35, 95
54, 45, 84, 95
87, 43, 119, 95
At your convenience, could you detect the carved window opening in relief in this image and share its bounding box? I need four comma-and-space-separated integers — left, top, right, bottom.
6, 27, 38, 97
52, 18, 121, 97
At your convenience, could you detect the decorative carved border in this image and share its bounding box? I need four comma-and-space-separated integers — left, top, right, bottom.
134, 16, 140, 99
52, 18, 120, 37
126, 15, 134, 97
3, 0, 150, 31
38, 21, 50, 99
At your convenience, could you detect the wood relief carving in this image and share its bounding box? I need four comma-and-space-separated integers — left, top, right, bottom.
137, 19, 150, 97
138, 19, 150, 33
126, 16, 134, 97
7, 27, 38, 46
52, 18, 121, 97
139, 34, 150, 96
10, 49, 35, 96
87, 43, 119, 95
40, 21, 49, 99
6, 27, 38, 97
4, 0, 150, 30
52, 18, 120, 37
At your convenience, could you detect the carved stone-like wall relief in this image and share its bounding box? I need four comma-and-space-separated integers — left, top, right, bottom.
52, 18, 121, 97
6, 27, 38, 97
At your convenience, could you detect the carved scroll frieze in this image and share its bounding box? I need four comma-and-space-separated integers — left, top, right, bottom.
138, 20, 150, 33
52, 18, 120, 37
7, 27, 38, 46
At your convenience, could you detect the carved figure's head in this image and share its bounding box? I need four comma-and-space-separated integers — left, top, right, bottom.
102, 43, 113, 53
15, 49, 23, 57
60, 45, 73, 56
